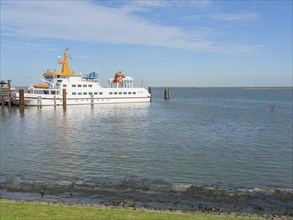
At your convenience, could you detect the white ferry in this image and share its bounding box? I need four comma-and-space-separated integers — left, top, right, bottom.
12, 49, 151, 106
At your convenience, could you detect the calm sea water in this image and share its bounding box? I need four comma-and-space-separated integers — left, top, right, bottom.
1, 89, 292, 191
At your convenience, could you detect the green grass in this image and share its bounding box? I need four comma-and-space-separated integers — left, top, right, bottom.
0, 199, 265, 220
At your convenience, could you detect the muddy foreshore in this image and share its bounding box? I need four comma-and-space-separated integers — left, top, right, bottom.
1, 175, 292, 218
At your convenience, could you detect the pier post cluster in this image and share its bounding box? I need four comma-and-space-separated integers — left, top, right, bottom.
0, 80, 12, 109
13, 89, 68, 109
33, 90, 67, 108
148, 87, 171, 100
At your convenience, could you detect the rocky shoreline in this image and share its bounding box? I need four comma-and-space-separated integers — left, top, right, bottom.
1, 175, 292, 218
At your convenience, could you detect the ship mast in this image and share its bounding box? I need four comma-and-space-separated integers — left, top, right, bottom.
59, 48, 73, 75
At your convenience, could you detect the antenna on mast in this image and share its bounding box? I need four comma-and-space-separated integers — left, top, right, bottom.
57, 56, 62, 64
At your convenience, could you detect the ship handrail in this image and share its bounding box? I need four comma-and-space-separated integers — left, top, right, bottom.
40, 78, 55, 86
27, 87, 61, 95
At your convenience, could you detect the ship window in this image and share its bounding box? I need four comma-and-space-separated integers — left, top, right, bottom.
123, 92, 127, 94
89, 85, 93, 87
114, 92, 118, 95
99, 92, 103, 95
119, 92, 122, 95
109, 92, 113, 95
83, 92, 87, 95
72, 92, 76, 95
133, 92, 136, 94
89, 92, 92, 95
78, 85, 82, 87
78, 92, 82, 95
94, 92, 98, 95
128, 92, 131, 94
83, 85, 87, 87
63, 84, 67, 87
72, 84, 76, 87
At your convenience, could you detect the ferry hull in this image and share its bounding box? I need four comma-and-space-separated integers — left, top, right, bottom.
12, 93, 151, 106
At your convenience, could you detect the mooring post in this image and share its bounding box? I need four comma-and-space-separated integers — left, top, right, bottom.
91, 94, 94, 106
7, 80, 11, 109
62, 89, 67, 109
164, 88, 170, 100
37, 96, 42, 108
54, 95, 56, 107
1, 96, 4, 110
19, 89, 25, 108
148, 87, 151, 94
148, 87, 152, 102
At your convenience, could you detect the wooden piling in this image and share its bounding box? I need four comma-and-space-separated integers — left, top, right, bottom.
37, 96, 42, 108
1, 96, 4, 109
54, 95, 56, 107
91, 94, 94, 106
164, 89, 170, 100
7, 80, 11, 108
148, 87, 152, 102
19, 89, 25, 107
62, 89, 67, 108
148, 87, 151, 94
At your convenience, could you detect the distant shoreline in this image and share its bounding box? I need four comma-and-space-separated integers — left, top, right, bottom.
150, 87, 293, 91
12, 86, 293, 91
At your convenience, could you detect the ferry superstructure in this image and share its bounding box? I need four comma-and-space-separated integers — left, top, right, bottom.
12, 49, 151, 106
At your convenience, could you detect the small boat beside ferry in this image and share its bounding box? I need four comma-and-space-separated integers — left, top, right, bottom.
12, 49, 151, 106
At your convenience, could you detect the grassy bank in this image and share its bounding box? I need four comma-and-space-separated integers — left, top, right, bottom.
0, 199, 265, 220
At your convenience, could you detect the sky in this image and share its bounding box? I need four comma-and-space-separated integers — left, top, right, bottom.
1, 0, 292, 87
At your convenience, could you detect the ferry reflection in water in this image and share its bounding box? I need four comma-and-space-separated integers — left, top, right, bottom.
1, 103, 151, 181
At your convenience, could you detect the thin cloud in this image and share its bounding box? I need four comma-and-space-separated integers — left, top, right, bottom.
121, 0, 170, 13
209, 12, 259, 21
121, 0, 212, 12
1, 1, 261, 53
